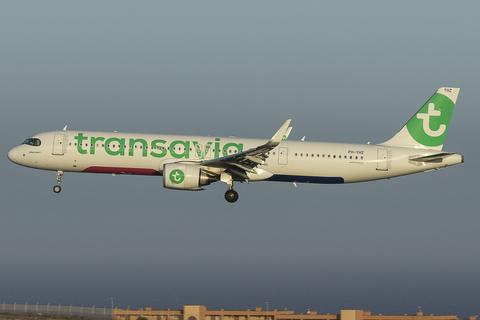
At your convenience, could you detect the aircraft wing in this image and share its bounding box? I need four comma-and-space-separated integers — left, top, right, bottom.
200, 119, 291, 178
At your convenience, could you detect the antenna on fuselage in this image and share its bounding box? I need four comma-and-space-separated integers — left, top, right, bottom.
63, 125, 67, 131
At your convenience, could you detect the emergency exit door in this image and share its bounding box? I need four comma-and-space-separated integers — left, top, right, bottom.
278, 147, 288, 165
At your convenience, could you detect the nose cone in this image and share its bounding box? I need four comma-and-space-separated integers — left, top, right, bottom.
7, 147, 17, 163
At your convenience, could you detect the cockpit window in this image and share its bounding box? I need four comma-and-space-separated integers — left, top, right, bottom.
22, 138, 41, 146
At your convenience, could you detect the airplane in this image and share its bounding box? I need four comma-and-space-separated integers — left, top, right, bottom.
8, 87, 463, 203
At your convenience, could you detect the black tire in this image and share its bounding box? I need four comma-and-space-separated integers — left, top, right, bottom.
53, 185, 62, 193
224, 189, 239, 203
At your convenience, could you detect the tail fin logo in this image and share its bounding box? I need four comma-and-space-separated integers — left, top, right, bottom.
381, 87, 458, 150
416, 103, 446, 137
405, 92, 455, 148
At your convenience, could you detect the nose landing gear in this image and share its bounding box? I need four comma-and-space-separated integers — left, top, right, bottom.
53, 171, 63, 193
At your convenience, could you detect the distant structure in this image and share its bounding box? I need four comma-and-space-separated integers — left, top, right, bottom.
114, 306, 477, 320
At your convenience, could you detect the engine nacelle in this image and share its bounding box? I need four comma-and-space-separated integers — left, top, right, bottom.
163, 163, 216, 190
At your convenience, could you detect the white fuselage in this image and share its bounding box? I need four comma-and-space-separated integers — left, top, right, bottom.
8, 130, 463, 184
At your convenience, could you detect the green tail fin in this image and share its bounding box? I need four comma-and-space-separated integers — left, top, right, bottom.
380, 87, 460, 150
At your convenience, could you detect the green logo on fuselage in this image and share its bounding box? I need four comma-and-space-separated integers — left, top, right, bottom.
73, 133, 244, 159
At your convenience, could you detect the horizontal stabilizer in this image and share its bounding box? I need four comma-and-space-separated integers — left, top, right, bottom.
409, 152, 456, 164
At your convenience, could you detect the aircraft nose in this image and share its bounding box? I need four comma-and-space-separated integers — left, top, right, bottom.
7, 148, 17, 162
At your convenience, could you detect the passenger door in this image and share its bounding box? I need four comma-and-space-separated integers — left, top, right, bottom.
376, 148, 388, 171
53, 134, 65, 155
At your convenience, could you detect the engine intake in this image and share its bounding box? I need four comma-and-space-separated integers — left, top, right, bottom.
163, 163, 216, 190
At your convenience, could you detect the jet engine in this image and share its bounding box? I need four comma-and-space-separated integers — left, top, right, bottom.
163, 163, 216, 190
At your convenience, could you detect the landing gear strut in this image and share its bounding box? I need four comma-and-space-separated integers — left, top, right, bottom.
221, 172, 239, 203
53, 171, 63, 193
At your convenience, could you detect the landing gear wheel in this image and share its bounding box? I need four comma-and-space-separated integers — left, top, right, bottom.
224, 189, 239, 203
53, 185, 62, 193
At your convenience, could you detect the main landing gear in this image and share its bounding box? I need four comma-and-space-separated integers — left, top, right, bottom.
222, 172, 239, 203
53, 171, 63, 193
